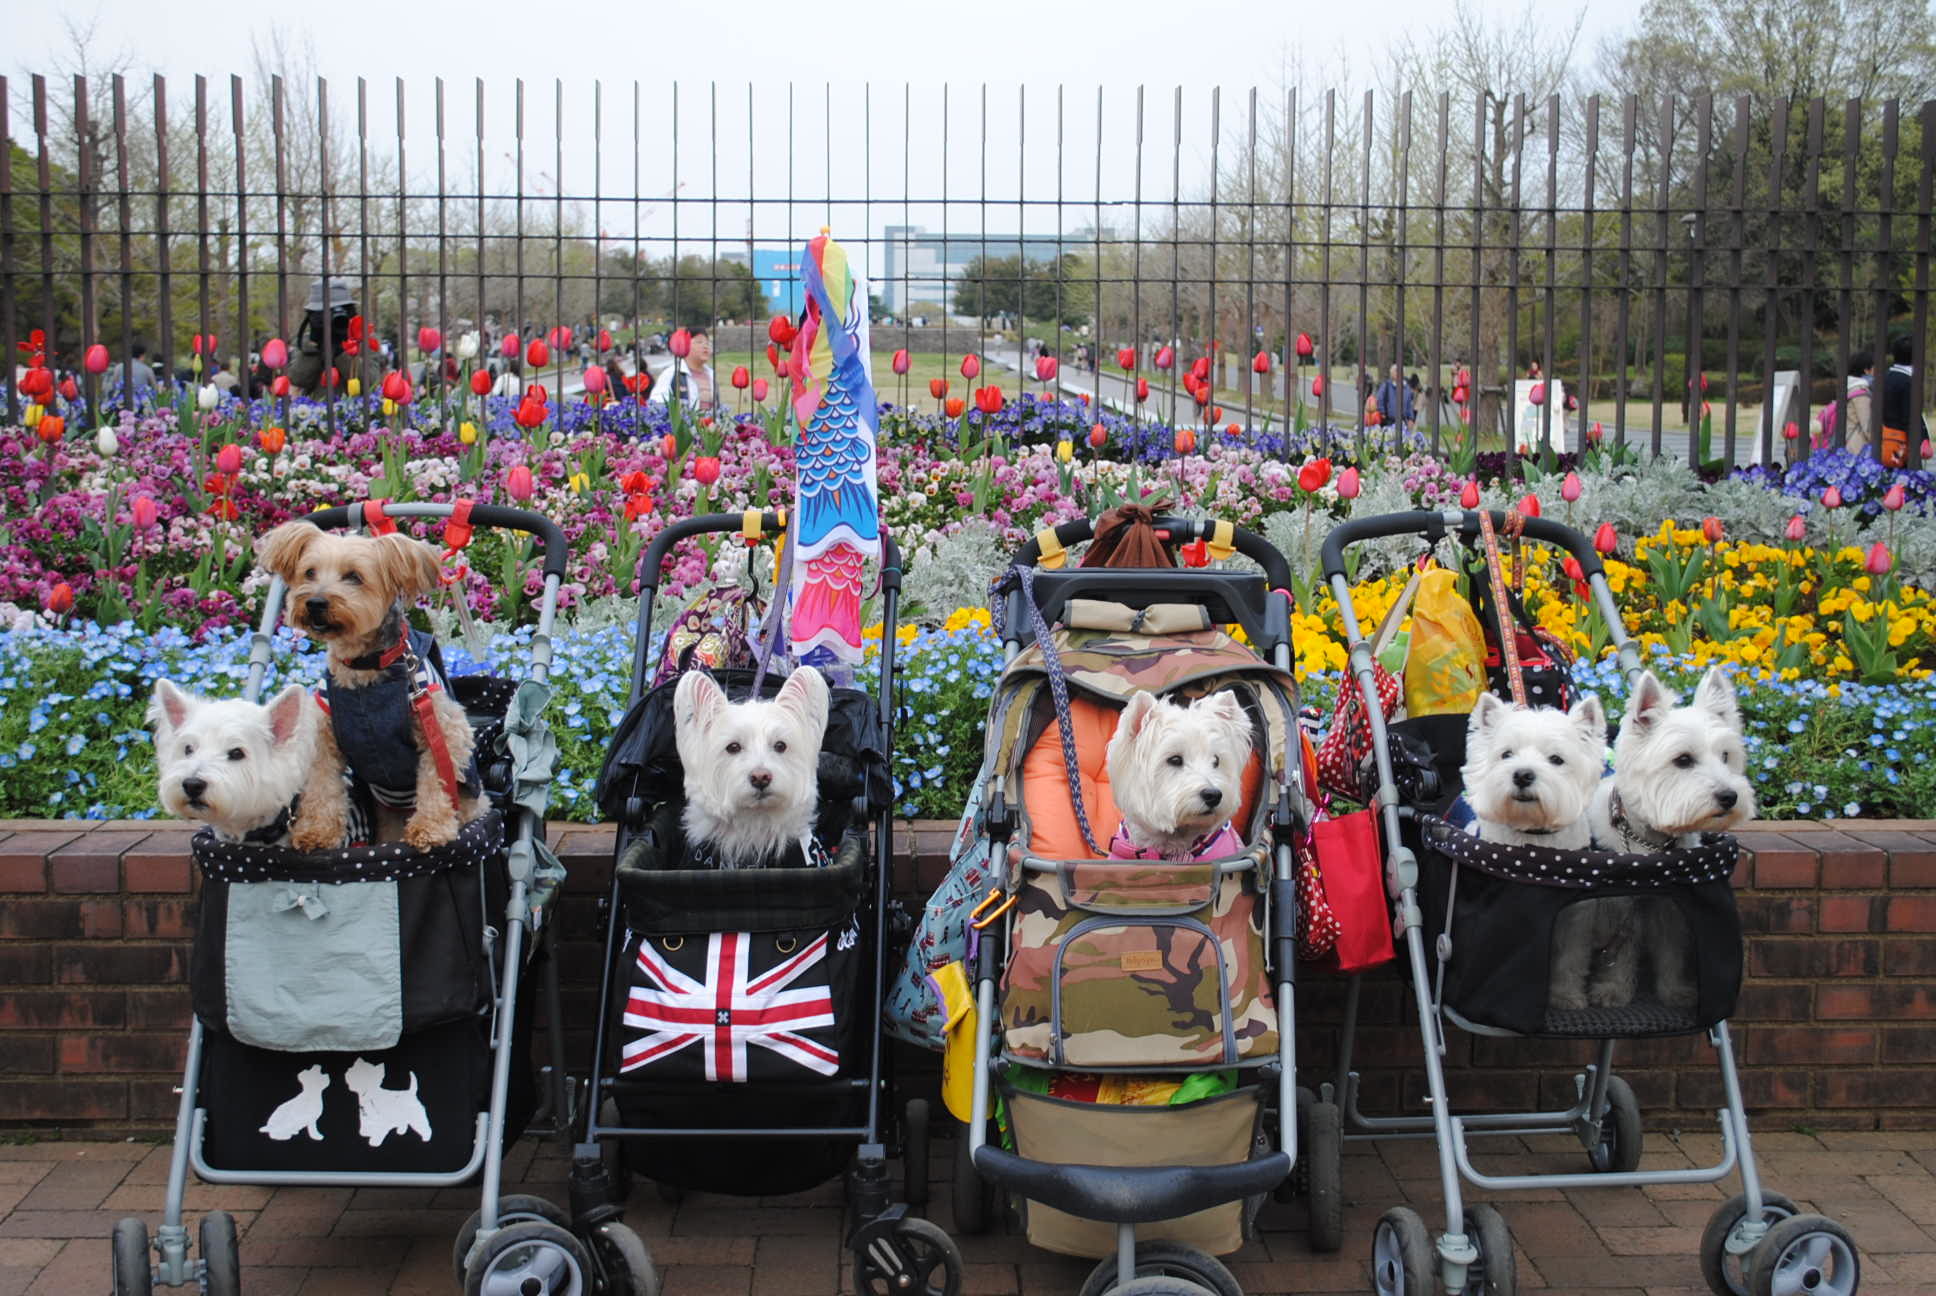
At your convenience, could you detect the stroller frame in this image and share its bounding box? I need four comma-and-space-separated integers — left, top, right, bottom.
121, 500, 575, 1293
568, 511, 959, 1290
966, 516, 1312, 1294
1320, 509, 1859, 1296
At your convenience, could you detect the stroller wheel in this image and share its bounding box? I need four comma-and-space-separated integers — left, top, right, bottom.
588, 1220, 661, 1296
1372, 1206, 1435, 1296
1303, 1096, 1345, 1253
1274, 1087, 1315, 1203
462, 1219, 592, 1296
903, 1098, 931, 1209
199, 1210, 241, 1296
1745, 1213, 1859, 1296
1586, 1075, 1643, 1173
110, 1218, 152, 1296
1076, 1242, 1242, 1296
452, 1194, 573, 1287
1465, 1204, 1516, 1295
1698, 1191, 1798, 1296
952, 1118, 996, 1235
852, 1214, 962, 1296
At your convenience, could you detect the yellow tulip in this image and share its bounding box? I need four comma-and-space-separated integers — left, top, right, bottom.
459, 421, 478, 444
568, 472, 591, 495
22, 404, 41, 428
1056, 440, 1073, 463
381, 398, 397, 417
347, 377, 362, 397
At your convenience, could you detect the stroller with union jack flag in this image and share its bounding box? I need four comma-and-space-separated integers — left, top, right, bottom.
572, 511, 962, 1296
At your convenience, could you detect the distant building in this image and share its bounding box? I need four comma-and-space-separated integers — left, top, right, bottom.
880, 224, 1072, 313
722, 248, 807, 318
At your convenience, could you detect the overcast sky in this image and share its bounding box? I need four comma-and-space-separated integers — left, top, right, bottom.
9, 0, 1634, 285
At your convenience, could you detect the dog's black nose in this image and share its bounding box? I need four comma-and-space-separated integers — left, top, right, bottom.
1716, 788, 1738, 810
1513, 768, 1537, 789
181, 777, 207, 801
1199, 788, 1222, 809
749, 771, 772, 791
304, 597, 329, 619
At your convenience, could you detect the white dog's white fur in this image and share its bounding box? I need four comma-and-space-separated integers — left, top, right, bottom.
1590, 668, 1756, 851
1461, 692, 1607, 850
344, 1057, 432, 1147
259, 1064, 330, 1142
149, 680, 320, 843
673, 668, 830, 868
1105, 690, 1252, 858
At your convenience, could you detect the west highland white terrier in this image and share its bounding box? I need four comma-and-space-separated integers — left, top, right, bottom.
673, 667, 830, 868
256, 521, 484, 851
149, 680, 326, 845
1104, 689, 1252, 860
1460, 692, 1607, 850
343, 1057, 432, 1147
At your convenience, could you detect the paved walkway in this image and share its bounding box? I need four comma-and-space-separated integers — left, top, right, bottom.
3, 1126, 1932, 1294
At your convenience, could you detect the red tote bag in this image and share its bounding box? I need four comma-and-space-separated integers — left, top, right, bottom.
1308, 807, 1394, 973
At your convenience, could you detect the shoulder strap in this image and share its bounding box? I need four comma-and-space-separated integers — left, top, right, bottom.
1014, 565, 1105, 856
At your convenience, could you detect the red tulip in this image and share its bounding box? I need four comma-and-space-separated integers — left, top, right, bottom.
1588, 421, 1604, 444
582, 366, 607, 395
83, 343, 109, 375
131, 495, 159, 530
58, 377, 78, 402
620, 469, 651, 495
598, 329, 613, 352
1294, 332, 1314, 359
960, 353, 981, 380
1459, 479, 1480, 510
661, 434, 679, 459
1560, 471, 1583, 502
731, 365, 750, 390
1225, 421, 1241, 437
1174, 428, 1197, 454
505, 464, 535, 501
1783, 420, 1800, 441
271, 374, 292, 397
1460, 406, 1472, 424
1593, 522, 1618, 554
892, 348, 911, 376
1701, 515, 1725, 544
693, 456, 722, 486
974, 385, 1005, 415
767, 315, 796, 348
1367, 409, 1383, 427
258, 426, 286, 455
944, 397, 966, 418
1562, 556, 1585, 583
526, 340, 549, 369
1298, 458, 1333, 492
1190, 356, 1211, 382
1034, 355, 1058, 383
192, 333, 216, 357
43, 582, 73, 615
549, 325, 572, 350
1192, 385, 1210, 408
1311, 376, 1325, 397
35, 415, 64, 444
1180, 539, 1210, 568
19, 369, 53, 399
528, 383, 548, 406
322, 367, 340, 390
765, 343, 782, 375
1518, 493, 1541, 518
1865, 542, 1893, 575
215, 444, 243, 475
1252, 350, 1271, 375
1135, 378, 1150, 402
471, 369, 493, 397
1182, 373, 1200, 398
513, 399, 546, 429
669, 329, 692, 359
930, 378, 949, 400
752, 378, 768, 402
1210, 405, 1224, 424
1153, 346, 1175, 370
1117, 347, 1137, 371
418, 326, 441, 353
1089, 422, 1107, 448
1337, 467, 1361, 500
501, 333, 521, 358
1784, 514, 1807, 542
1701, 400, 1712, 418
1883, 483, 1907, 511
262, 338, 289, 370
1823, 486, 1843, 509
1528, 382, 1546, 406
381, 371, 410, 403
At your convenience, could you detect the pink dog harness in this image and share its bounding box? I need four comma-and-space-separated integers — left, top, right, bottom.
1106, 821, 1243, 861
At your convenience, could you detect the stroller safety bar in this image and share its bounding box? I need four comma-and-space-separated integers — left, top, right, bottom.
971, 1146, 1291, 1224
1318, 508, 1611, 583
1012, 514, 1293, 588
307, 501, 571, 581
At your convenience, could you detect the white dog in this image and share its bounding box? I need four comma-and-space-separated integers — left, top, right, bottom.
259, 1065, 330, 1142
1105, 690, 1252, 860
149, 680, 322, 844
673, 668, 830, 868
1461, 692, 1607, 850
343, 1057, 432, 1147
1590, 668, 1756, 851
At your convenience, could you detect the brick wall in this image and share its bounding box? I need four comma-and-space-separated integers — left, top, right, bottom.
2, 818, 1934, 1133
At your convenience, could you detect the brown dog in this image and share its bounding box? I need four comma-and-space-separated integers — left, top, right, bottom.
256, 521, 484, 851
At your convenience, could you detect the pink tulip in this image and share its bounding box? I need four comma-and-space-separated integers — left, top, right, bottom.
1588, 421, 1604, 444
131, 495, 159, 530
1784, 514, 1807, 542
83, 344, 110, 375
669, 329, 692, 359
1527, 382, 1546, 406
1865, 542, 1893, 575
1311, 376, 1325, 397
1153, 346, 1174, 370
1783, 421, 1800, 441
959, 353, 981, 380
751, 378, 768, 402
501, 332, 521, 358
892, 348, 911, 375
214, 444, 243, 475
1560, 471, 1582, 503
1882, 483, 1906, 511
1034, 355, 1058, 383
261, 338, 289, 370
581, 366, 607, 395
1823, 486, 1843, 509
1593, 522, 1618, 555
505, 464, 535, 502
1336, 467, 1361, 500
418, 326, 441, 353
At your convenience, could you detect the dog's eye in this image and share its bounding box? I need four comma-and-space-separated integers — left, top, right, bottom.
182, 743, 195, 756
302, 567, 316, 580
725, 741, 742, 755
1499, 750, 1513, 761
227, 748, 246, 761
773, 740, 788, 753
343, 570, 362, 585
1673, 753, 1696, 769
1210, 755, 1220, 768
1166, 754, 1184, 767
1548, 753, 1565, 766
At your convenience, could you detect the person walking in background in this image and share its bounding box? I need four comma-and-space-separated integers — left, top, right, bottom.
491, 358, 524, 400
1880, 336, 1923, 468
1829, 350, 1876, 455
1375, 362, 1417, 429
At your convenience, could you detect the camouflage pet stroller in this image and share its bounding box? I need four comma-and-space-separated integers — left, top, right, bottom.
951, 516, 1341, 1296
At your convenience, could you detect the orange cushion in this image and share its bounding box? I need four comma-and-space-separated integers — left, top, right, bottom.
1021, 695, 1265, 859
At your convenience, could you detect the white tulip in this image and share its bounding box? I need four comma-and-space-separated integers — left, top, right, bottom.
455, 331, 480, 361
94, 428, 119, 457
197, 384, 220, 411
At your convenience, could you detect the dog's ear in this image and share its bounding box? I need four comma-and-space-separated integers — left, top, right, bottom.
255, 521, 319, 581
675, 670, 727, 733
372, 534, 442, 601
1625, 671, 1677, 735
264, 683, 312, 748
1693, 667, 1740, 728
147, 679, 191, 736
775, 666, 831, 744
1569, 693, 1607, 748
1192, 689, 1250, 740
1114, 690, 1160, 744
1466, 691, 1507, 737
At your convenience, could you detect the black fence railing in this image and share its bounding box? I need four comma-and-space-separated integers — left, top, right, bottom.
3, 73, 1931, 469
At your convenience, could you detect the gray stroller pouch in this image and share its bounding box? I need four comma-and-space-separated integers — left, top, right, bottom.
223, 879, 404, 1052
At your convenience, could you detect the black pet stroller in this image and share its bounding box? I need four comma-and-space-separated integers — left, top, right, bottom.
1319, 510, 1861, 1296
107, 501, 658, 1296
575, 511, 963, 1295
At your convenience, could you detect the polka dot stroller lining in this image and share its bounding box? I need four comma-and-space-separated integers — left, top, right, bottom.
1417, 816, 1744, 1039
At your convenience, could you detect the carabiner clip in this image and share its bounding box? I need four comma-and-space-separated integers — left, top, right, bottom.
970, 889, 1017, 930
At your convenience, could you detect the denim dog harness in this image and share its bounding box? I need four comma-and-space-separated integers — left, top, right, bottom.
324, 621, 480, 810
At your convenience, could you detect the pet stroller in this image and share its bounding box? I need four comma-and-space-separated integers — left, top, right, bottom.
1318, 509, 1861, 1296
107, 500, 655, 1296
574, 511, 963, 1295
956, 515, 1340, 1296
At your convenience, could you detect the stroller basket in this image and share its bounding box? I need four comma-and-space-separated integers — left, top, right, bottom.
1419, 817, 1743, 1038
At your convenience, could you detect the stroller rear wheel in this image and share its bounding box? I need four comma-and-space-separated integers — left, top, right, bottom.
199, 1211, 241, 1296
1302, 1093, 1345, 1253
452, 1194, 573, 1287
951, 1117, 997, 1235
1586, 1075, 1643, 1173
1699, 1191, 1798, 1296
588, 1220, 661, 1296
462, 1219, 592, 1296
1464, 1204, 1516, 1295
852, 1214, 962, 1296
110, 1217, 152, 1296
903, 1098, 931, 1208
1745, 1213, 1859, 1296
1372, 1206, 1435, 1296
1076, 1242, 1242, 1296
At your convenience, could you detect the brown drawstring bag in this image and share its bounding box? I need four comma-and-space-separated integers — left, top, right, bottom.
1080, 502, 1177, 569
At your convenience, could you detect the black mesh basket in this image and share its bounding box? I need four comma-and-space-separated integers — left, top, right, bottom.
1418, 817, 1743, 1038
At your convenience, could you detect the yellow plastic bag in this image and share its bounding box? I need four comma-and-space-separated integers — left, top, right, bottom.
928, 962, 979, 1123
1402, 567, 1487, 717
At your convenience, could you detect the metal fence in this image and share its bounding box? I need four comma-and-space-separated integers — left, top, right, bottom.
3, 72, 1932, 468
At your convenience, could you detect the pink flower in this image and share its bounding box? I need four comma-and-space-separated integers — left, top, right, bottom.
1823, 486, 1843, 509
1459, 479, 1480, 510
1882, 483, 1906, 511
581, 366, 607, 395
417, 326, 441, 353
501, 332, 521, 358
131, 495, 160, 530
214, 444, 243, 475
1560, 471, 1582, 502
1784, 514, 1807, 542
892, 348, 911, 375
506, 464, 535, 502
83, 344, 110, 375
1336, 467, 1360, 500
1593, 522, 1617, 554
261, 338, 289, 370
1865, 542, 1893, 575
1527, 382, 1546, 406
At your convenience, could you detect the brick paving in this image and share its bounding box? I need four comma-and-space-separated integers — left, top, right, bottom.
3, 1127, 1934, 1294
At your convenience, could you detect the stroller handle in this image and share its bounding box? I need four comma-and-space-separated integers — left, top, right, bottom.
972, 1145, 1291, 1224
307, 501, 571, 582
1012, 515, 1293, 589
1319, 509, 1608, 583
636, 511, 904, 592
